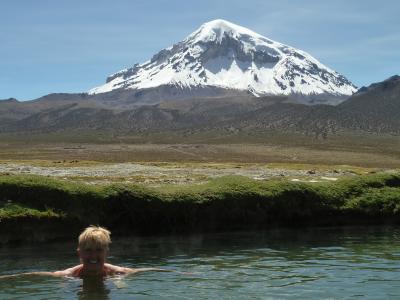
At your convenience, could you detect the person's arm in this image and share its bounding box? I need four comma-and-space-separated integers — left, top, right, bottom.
117, 266, 193, 276
0, 266, 77, 279
0, 271, 65, 279
125, 267, 172, 274
105, 264, 174, 275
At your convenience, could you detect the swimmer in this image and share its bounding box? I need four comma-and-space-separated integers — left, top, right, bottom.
0, 226, 170, 278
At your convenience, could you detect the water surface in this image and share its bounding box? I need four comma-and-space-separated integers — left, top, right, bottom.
0, 226, 399, 299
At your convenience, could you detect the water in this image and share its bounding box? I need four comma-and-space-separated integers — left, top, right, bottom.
0, 226, 399, 299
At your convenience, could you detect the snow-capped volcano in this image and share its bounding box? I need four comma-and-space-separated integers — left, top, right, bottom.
89, 19, 357, 104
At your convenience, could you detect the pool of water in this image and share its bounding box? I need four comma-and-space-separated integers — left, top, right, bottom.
0, 226, 399, 299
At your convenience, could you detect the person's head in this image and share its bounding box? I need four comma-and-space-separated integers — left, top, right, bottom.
77, 226, 111, 273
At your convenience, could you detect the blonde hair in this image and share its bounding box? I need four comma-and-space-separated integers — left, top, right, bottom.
78, 225, 111, 250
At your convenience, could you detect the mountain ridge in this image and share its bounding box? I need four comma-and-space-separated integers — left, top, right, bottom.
0, 75, 398, 140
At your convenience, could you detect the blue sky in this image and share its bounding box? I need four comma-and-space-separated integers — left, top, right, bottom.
1, 0, 399, 100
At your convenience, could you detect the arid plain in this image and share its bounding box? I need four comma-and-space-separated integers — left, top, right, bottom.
1, 134, 399, 186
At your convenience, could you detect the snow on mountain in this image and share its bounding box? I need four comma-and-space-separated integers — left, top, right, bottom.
89, 19, 357, 104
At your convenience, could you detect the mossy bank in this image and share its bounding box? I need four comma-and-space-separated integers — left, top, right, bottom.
1, 172, 400, 244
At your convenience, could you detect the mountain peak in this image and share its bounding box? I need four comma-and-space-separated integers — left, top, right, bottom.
89, 19, 357, 105
385, 74, 400, 82
187, 19, 263, 43
203, 19, 246, 30
356, 74, 400, 95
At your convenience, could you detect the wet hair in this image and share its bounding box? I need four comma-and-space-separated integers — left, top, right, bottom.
78, 225, 111, 250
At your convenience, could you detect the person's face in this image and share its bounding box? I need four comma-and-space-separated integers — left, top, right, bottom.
78, 244, 107, 272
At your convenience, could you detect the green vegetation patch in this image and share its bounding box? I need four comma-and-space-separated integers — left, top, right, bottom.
0, 202, 63, 220
346, 187, 400, 215
0, 172, 399, 237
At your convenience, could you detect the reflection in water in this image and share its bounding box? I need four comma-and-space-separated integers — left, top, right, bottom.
77, 276, 110, 300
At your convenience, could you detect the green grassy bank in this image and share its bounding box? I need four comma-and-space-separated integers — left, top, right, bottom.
0, 172, 400, 243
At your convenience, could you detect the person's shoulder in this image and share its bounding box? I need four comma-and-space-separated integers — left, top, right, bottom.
53, 264, 83, 277
104, 263, 133, 275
